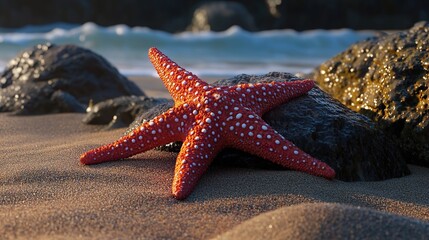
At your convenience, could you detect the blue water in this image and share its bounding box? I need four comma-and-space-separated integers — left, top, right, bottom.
0, 22, 374, 78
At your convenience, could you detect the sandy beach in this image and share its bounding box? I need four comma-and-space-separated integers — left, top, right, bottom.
1, 76, 429, 239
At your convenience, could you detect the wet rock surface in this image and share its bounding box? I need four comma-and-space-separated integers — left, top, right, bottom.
187, 1, 256, 32
129, 72, 409, 181
312, 22, 429, 167
83, 96, 170, 130
0, 43, 144, 114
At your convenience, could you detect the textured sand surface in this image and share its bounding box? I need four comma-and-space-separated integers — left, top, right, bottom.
214, 203, 429, 240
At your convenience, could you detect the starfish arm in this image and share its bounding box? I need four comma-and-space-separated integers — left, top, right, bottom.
148, 47, 211, 104
224, 111, 335, 179
229, 80, 314, 115
80, 105, 192, 165
171, 124, 223, 199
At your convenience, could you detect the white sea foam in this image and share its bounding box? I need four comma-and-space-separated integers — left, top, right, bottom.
0, 22, 374, 78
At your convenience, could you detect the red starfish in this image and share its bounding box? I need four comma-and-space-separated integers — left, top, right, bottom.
80, 48, 335, 199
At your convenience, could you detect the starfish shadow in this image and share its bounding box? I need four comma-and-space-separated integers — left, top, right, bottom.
84, 150, 177, 172
183, 166, 334, 202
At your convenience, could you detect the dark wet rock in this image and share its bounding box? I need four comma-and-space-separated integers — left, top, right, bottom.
187, 1, 256, 32
0, 43, 144, 114
129, 72, 409, 181
312, 21, 429, 167
83, 96, 169, 130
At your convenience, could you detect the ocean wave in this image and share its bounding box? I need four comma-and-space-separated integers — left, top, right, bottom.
0, 22, 374, 77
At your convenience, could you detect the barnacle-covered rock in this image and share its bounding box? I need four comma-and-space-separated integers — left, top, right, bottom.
312, 21, 429, 167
